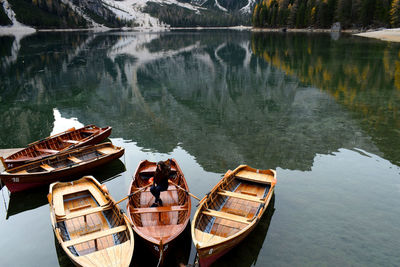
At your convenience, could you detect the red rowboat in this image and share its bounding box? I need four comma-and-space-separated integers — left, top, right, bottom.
1, 125, 111, 170
0, 142, 123, 193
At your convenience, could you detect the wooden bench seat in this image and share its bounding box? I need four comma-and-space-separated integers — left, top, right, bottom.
36, 148, 59, 154
235, 170, 274, 184
53, 180, 111, 217
131, 205, 187, 214
202, 209, 251, 224
217, 190, 264, 203
96, 147, 116, 155
81, 130, 98, 135
69, 223, 102, 236
63, 225, 126, 247
69, 203, 92, 212
62, 139, 80, 144
139, 166, 177, 174
68, 156, 82, 163
64, 205, 112, 220
194, 229, 226, 245
136, 224, 185, 241
40, 164, 55, 171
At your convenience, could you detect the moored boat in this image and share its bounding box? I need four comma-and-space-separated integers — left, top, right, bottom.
191, 165, 277, 267
48, 176, 134, 267
126, 159, 191, 266
0, 142, 124, 193
1, 125, 112, 170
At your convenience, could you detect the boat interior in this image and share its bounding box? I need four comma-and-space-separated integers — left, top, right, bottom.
128, 165, 190, 243
10, 144, 117, 174
54, 181, 129, 257
194, 171, 273, 241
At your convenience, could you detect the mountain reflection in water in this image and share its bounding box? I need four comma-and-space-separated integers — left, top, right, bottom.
1, 31, 397, 173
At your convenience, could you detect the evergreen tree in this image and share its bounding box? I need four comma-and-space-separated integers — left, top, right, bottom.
253, 3, 260, 26
304, 0, 315, 26
288, 1, 298, 27
315, 0, 330, 28
278, 0, 290, 26
391, 0, 400, 27
373, 0, 390, 26
336, 0, 352, 28
296, 1, 306, 28
352, 0, 363, 27
359, 0, 376, 26
251, 0, 393, 29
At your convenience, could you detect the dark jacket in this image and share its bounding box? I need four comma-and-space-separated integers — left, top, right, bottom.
154, 161, 170, 187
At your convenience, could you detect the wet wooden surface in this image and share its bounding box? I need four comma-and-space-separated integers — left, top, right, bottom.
0, 148, 21, 172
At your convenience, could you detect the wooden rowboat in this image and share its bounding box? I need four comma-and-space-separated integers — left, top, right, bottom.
48, 176, 134, 267
191, 165, 277, 267
1, 125, 112, 170
0, 142, 124, 193
126, 159, 191, 266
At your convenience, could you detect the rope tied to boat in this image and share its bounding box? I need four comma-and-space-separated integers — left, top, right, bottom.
156, 240, 163, 267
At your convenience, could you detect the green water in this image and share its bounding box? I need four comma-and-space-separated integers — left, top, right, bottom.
0, 30, 400, 266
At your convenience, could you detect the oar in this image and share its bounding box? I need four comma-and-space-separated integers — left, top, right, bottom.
115, 183, 152, 205
169, 180, 201, 201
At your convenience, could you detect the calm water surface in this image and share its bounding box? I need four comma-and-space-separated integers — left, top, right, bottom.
0, 30, 400, 266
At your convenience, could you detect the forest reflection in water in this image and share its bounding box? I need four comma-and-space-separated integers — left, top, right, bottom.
0, 30, 400, 266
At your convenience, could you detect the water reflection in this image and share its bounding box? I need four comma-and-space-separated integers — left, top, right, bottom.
0, 31, 399, 174
131, 224, 192, 267
251, 32, 400, 166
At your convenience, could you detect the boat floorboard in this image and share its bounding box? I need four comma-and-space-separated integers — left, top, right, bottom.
209, 181, 267, 238
139, 186, 180, 227
64, 195, 115, 255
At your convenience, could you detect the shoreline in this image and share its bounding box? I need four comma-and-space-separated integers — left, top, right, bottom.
1, 24, 400, 42
251, 27, 360, 33
354, 28, 400, 43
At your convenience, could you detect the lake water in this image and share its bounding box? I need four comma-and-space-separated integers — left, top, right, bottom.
0, 30, 400, 267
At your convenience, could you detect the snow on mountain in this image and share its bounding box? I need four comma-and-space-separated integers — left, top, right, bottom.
60, 0, 106, 28
0, 0, 36, 35
101, 0, 208, 28
239, 0, 256, 14
0, 0, 253, 32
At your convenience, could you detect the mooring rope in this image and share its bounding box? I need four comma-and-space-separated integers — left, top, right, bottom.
156, 247, 163, 267
1, 179, 7, 212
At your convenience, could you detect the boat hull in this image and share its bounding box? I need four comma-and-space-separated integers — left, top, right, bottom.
197, 215, 261, 267
140, 235, 174, 266
1, 144, 123, 193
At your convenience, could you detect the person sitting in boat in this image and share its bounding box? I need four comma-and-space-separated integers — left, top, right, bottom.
150, 160, 171, 207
